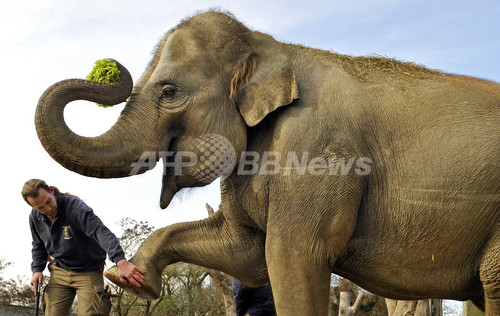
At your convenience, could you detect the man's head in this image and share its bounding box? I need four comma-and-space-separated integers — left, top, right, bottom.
22, 179, 58, 219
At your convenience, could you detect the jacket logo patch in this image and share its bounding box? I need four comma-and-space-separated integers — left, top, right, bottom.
62, 226, 72, 240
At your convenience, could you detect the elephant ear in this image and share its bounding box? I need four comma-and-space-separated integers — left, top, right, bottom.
231, 33, 299, 127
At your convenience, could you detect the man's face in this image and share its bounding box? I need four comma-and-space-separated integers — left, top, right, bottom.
28, 187, 58, 219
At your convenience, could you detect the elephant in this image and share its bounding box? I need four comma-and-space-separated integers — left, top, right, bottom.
35, 10, 499, 316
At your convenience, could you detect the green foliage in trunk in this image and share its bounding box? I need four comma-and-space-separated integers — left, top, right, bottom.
87, 59, 121, 107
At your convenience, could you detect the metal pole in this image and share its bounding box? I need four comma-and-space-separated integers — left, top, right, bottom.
35, 286, 40, 316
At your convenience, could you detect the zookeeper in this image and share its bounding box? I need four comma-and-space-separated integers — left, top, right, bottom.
22, 178, 145, 315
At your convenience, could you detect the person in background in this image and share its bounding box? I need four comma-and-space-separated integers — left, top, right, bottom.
233, 279, 276, 316
22, 178, 145, 315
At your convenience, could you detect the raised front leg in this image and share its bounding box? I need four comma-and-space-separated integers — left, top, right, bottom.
104, 209, 268, 300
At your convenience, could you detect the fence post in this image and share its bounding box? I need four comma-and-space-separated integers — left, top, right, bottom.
429, 299, 442, 316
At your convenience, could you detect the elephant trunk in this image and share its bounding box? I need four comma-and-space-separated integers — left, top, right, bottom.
35, 60, 154, 178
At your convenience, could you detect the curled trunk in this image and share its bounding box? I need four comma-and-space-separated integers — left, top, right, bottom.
35, 60, 152, 178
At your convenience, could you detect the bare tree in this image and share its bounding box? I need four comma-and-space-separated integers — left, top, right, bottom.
0, 259, 48, 308
385, 299, 430, 316
330, 277, 387, 316
338, 291, 365, 316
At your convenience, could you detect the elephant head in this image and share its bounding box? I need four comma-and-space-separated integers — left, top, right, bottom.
36, 11, 299, 208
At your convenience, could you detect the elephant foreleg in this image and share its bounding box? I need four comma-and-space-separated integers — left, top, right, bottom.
104, 209, 268, 300
480, 232, 500, 316
266, 233, 332, 316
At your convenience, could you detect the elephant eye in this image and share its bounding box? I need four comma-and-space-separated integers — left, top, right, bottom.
158, 83, 183, 105
162, 87, 176, 98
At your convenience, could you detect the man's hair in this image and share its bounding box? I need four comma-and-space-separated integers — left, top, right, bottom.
21, 179, 76, 205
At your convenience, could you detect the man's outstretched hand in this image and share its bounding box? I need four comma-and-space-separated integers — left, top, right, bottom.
116, 259, 145, 287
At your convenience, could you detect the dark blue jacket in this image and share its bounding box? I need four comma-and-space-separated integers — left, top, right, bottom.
29, 193, 125, 273
233, 279, 276, 316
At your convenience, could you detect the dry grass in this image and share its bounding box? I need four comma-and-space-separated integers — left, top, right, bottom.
330, 52, 447, 82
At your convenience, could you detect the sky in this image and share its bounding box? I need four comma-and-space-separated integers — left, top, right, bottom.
1, 0, 498, 310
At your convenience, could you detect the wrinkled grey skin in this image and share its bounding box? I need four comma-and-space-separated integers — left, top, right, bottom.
35, 11, 499, 315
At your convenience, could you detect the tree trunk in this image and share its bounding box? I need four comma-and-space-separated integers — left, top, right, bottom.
385, 299, 431, 316
338, 291, 365, 316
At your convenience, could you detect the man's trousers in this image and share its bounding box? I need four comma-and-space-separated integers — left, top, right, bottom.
42, 264, 111, 315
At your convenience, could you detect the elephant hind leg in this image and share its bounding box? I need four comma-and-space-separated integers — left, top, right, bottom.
480, 233, 500, 316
